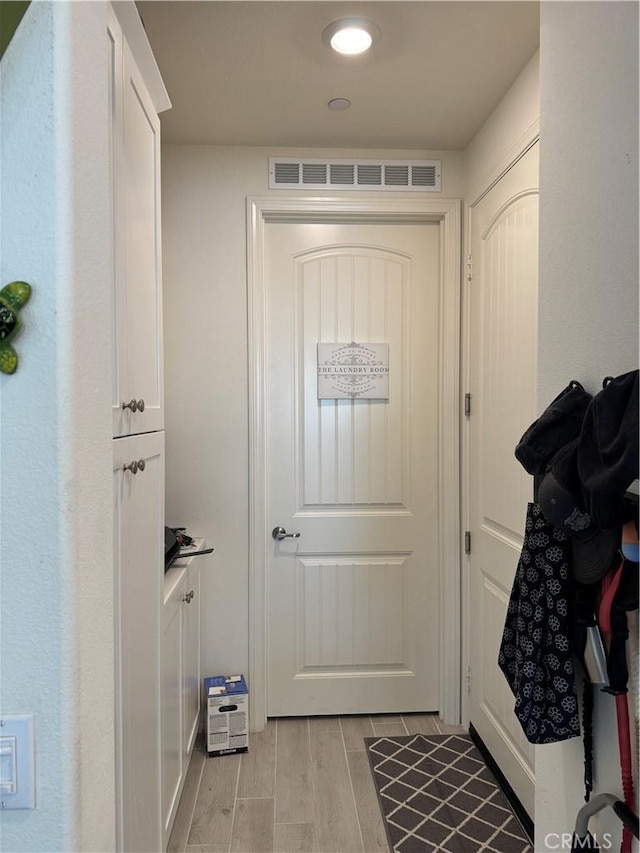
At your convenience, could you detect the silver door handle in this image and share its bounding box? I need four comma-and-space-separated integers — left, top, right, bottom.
272, 526, 301, 541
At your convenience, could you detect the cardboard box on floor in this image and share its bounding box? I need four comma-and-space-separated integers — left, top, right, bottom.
203, 675, 249, 756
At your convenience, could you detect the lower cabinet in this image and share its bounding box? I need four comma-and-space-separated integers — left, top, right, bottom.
113, 431, 164, 853
162, 551, 201, 847
114, 431, 201, 851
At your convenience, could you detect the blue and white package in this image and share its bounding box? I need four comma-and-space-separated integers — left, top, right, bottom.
203, 675, 249, 756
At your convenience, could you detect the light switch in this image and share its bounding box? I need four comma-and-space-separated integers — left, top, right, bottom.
0, 736, 17, 793
0, 714, 35, 809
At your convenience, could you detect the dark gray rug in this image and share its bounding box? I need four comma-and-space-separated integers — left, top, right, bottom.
365, 734, 533, 853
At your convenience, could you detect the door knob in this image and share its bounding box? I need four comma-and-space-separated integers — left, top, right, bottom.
272, 526, 301, 541
121, 399, 145, 412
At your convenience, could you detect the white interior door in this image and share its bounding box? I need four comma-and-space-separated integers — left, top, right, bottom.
467, 142, 539, 817
265, 221, 441, 716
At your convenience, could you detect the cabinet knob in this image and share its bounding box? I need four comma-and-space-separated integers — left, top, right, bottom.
123, 460, 138, 474
182, 590, 195, 604
137, 458, 146, 472
121, 399, 145, 413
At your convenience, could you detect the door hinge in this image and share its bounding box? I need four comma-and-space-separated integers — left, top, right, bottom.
466, 666, 472, 693
464, 531, 471, 554
466, 254, 473, 282
464, 393, 472, 418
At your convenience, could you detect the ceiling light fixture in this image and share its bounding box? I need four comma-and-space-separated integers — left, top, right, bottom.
322, 19, 380, 56
328, 98, 351, 111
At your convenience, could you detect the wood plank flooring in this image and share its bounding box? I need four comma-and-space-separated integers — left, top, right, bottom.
168, 714, 463, 853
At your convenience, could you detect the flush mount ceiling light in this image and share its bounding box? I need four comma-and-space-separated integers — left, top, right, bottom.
322, 19, 380, 55
328, 98, 351, 111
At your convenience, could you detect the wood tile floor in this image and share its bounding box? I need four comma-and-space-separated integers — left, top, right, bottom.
168, 714, 465, 853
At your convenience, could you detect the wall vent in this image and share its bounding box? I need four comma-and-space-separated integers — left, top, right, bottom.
269, 158, 441, 192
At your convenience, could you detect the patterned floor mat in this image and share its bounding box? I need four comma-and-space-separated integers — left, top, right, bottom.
365, 733, 533, 853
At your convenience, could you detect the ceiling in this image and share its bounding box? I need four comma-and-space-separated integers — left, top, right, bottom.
138, 1, 540, 150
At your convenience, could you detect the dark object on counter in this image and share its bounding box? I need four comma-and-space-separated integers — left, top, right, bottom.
179, 547, 214, 558
165, 526, 214, 571
164, 527, 180, 570
171, 527, 193, 547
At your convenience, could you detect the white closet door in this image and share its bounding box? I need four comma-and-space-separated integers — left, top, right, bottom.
467, 142, 539, 818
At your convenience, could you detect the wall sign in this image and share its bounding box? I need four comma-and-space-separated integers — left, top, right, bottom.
317, 342, 389, 400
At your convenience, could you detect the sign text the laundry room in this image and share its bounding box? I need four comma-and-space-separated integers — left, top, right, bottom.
317, 342, 389, 400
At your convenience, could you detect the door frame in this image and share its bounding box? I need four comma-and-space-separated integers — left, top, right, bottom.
247, 195, 461, 731
461, 121, 540, 729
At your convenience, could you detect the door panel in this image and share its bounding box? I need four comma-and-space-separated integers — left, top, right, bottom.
468, 142, 539, 818
266, 222, 440, 716
113, 431, 164, 853
112, 37, 164, 437
299, 253, 406, 509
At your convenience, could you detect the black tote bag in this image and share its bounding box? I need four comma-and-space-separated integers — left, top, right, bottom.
498, 502, 581, 744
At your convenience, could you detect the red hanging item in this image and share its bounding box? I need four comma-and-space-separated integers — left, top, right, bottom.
598, 558, 635, 853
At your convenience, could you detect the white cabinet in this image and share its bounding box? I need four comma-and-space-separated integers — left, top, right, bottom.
109, 6, 166, 438
109, 6, 170, 852
162, 549, 202, 846
113, 431, 165, 853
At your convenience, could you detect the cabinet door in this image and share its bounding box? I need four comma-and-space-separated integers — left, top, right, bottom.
162, 576, 184, 841
182, 565, 201, 760
114, 432, 164, 853
111, 23, 164, 437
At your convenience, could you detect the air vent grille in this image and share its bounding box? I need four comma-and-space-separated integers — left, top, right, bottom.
412, 165, 438, 187
269, 158, 441, 192
330, 164, 355, 185
302, 163, 328, 184
357, 164, 382, 185
384, 165, 410, 186
274, 162, 300, 184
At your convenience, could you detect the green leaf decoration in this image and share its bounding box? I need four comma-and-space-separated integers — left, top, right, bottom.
0, 280, 31, 374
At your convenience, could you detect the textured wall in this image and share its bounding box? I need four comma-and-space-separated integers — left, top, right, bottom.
0, 2, 114, 850
536, 3, 639, 850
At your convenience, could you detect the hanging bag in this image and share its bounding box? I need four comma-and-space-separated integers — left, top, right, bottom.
498, 502, 581, 743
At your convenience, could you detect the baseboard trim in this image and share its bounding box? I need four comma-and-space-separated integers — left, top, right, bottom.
469, 723, 534, 843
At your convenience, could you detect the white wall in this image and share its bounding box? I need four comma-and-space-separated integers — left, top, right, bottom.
465, 50, 539, 198
536, 3, 638, 851
0, 3, 115, 850
161, 145, 465, 685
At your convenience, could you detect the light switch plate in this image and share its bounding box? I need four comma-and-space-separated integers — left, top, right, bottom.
0, 714, 35, 809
